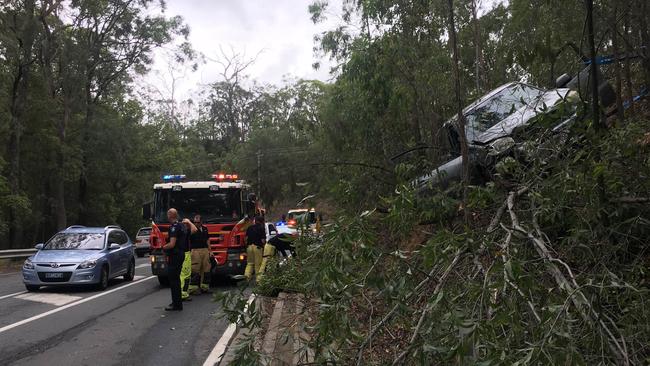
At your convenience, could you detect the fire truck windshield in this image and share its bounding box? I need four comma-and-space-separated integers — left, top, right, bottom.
153, 188, 242, 224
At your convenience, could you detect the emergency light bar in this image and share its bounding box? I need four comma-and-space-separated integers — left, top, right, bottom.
162, 174, 186, 183
211, 173, 239, 181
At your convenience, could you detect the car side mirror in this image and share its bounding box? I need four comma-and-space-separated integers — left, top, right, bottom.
35, 243, 44, 250
555, 73, 571, 88
109, 243, 121, 250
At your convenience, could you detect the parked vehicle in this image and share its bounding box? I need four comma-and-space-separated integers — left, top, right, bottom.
134, 227, 152, 257
143, 173, 258, 286
22, 225, 136, 291
286, 208, 321, 234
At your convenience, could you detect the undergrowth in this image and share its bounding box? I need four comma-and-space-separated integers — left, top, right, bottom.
219, 115, 650, 365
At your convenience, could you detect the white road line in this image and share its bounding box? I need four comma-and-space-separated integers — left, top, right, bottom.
203, 294, 256, 366
135, 263, 149, 269
15, 293, 81, 306
0, 275, 156, 335
0, 290, 27, 300
0, 271, 20, 277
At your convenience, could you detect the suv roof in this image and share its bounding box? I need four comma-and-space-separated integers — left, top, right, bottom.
63, 225, 122, 234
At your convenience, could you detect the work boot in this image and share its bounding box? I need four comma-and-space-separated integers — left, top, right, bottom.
165, 304, 182, 311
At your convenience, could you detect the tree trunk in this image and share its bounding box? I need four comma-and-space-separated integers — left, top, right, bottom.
624, 8, 634, 116
471, 0, 483, 93
585, 0, 601, 130
638, 0, 650, 90
446, 0, 470, 223
39, 1, 67, 230
611, 2, 624, 123
6, 0, 37, 248
55, 95, 70, 230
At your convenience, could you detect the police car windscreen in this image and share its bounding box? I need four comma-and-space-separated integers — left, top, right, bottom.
155, 188, 241, 223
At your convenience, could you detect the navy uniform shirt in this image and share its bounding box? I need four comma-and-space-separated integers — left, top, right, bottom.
166, 221, 187, 256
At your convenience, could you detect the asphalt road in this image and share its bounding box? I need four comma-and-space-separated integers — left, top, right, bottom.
0, 256, 236, 366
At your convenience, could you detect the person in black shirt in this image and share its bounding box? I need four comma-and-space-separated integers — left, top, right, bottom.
189, 214, 211, 294
244, 215, 266, 279
163, 208, 186, 311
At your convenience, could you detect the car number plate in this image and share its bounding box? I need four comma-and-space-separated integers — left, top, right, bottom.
45, 272, 64, 279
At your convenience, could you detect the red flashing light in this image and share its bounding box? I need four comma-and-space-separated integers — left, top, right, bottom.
288, 220, 297, 226
211, 172, 239, 181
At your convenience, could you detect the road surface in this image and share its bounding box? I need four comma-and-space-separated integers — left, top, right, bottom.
0, 256, 235, 366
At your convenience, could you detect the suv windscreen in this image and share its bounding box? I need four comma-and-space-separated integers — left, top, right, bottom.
464, 84, 544, 141
44, 233, 105, 250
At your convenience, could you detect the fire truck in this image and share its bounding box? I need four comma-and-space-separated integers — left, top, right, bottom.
141, 173, 257, 286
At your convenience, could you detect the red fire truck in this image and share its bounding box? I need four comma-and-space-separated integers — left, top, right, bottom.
142, 173, 257, 286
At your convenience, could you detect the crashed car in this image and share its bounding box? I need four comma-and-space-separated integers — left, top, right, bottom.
414, 82, 574, 190
414, 67, 616, 192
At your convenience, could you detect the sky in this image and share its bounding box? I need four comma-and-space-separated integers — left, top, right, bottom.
144, 0, 341, 101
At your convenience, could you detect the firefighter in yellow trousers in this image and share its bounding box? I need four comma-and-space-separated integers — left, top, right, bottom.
244, 215, 265, 279
180, 218, 197, 301
258, 226, 297, 280
189, 214, 211, 294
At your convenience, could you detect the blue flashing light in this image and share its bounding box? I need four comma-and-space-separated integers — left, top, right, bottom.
162, 174, 186, 182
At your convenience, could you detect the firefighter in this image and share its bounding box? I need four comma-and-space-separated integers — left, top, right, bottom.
180, 217, 197, 301
189, 214, 211, 294
244, 215, 265, 280
162, 208, 185, 311
259, 227, 297, 279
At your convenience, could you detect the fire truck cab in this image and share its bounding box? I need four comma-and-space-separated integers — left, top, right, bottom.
142, 174, 256, 286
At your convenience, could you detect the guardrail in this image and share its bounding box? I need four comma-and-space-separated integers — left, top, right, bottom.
0, 248, 37, 260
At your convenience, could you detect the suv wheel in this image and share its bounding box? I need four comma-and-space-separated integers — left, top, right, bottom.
123, 259, 135, 281
97, 266, 109, 290
25, 285, 40, 292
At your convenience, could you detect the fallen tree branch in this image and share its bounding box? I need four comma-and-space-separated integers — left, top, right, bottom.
354, 249, 463, 365
505, 189, 630, 365
499, 224, 541, 323
611, 196, 650, 204
391, 249, 464, 365
487, 187, 528, 233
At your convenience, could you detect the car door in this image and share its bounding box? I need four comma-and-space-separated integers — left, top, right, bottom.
117, 231, 132, 270
106, 231, 125, 276
266, 223, 277, 242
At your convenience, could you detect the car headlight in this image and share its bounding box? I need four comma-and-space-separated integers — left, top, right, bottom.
23, 258, 34, 270
78, 259, 97, 269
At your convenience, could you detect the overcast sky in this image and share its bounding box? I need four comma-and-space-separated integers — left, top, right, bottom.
145, 0, 341, 101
